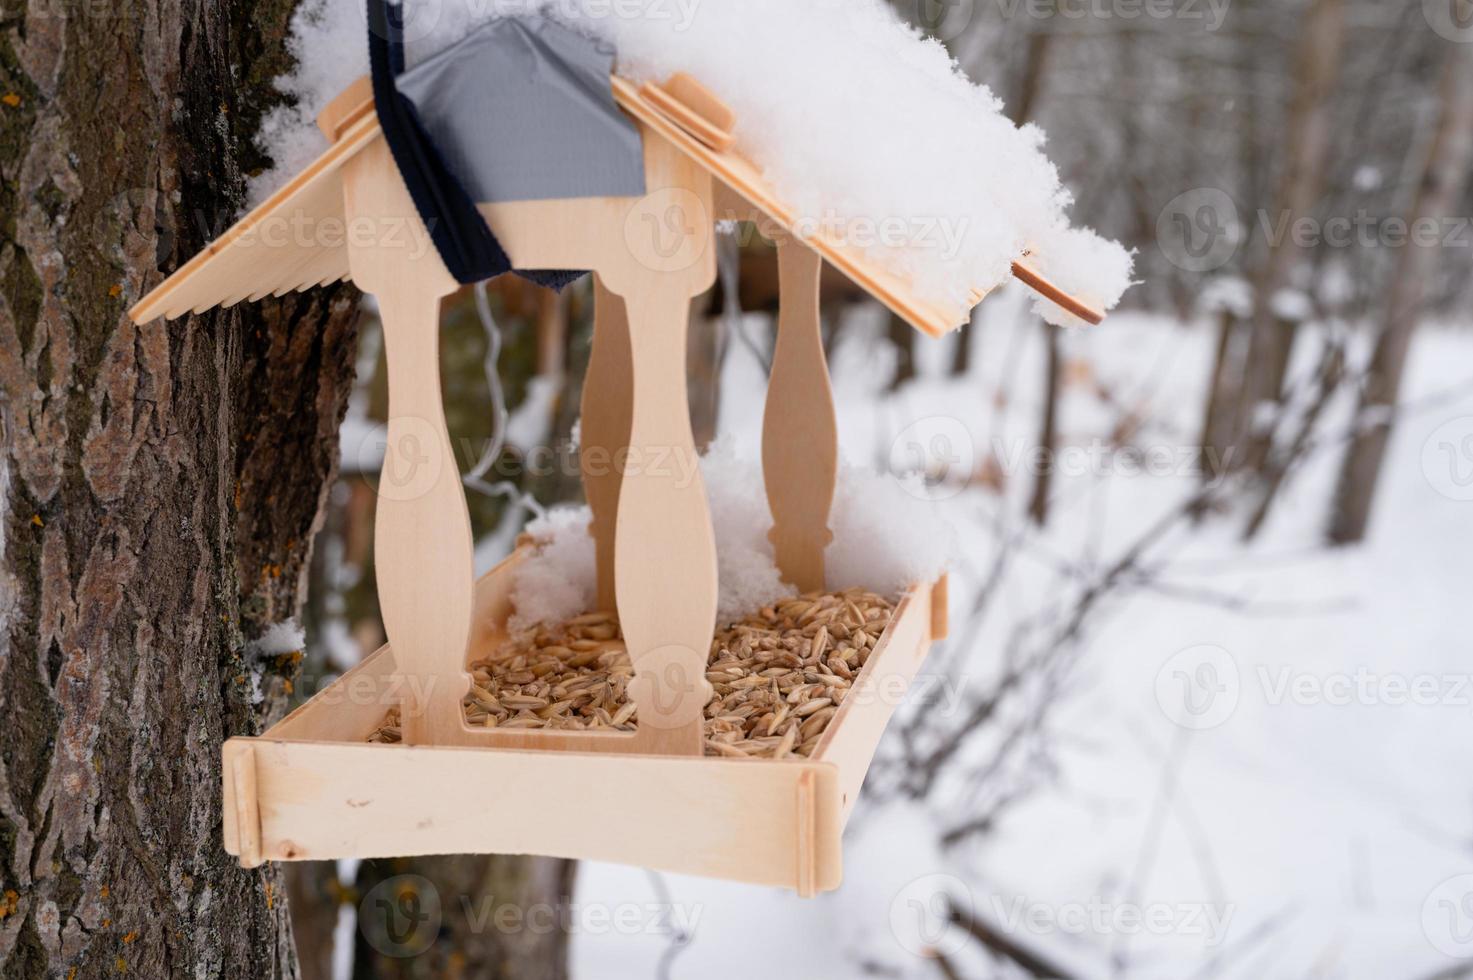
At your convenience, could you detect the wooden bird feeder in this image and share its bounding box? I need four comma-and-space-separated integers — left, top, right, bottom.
132, 63, 1105, 895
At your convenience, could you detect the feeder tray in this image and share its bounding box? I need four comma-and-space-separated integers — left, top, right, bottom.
132, 63, 1102, 896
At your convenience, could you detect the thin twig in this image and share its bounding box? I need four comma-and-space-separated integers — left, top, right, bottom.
947, 900, 1078, 980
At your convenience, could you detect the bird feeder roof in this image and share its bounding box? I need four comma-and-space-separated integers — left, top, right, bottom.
130, 73, 1104, 333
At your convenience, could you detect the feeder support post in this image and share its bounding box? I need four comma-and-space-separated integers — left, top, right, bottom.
342, 139, 473, 747
763, 238, 837, 593
610, 276, 718, 754
583, 276, 634, 612
479, 126, 720, 755
597, 131, 720, 756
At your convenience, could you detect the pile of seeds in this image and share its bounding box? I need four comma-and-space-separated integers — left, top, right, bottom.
367, 589, 895, 759
369, 707, 402, 744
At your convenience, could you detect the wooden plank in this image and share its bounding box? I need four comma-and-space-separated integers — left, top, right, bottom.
234, 737, 844, 892
342, 138, 471, 747
611, 77, 967, 338
485, 126, 721, 756
763, 238, 836, 592
266, 644, 400, 743
222, 742, 241, 855
267, 550, 531, 746
465, 548, 526, 662
931, 575, 950, 641
795, 769, 819, 898
615, 79, 1108, 330
812, 585, 936, 824
128, 112, 380, 323
1011, 260, 1105, 327
224, 741, 263, 869
641, 74, 735, 152
317, 74, 374, 141
133, 74, 1105, 329
611, 266, 717, 753
582, 276, 633, 612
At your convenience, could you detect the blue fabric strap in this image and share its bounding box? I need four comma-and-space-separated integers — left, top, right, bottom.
366, 0, 583, 289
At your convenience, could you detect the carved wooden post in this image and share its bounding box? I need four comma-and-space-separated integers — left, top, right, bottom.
343, 140, 473, 747
582, 275, 634, 612
763, 238, 838, 593
599, 133, 719, 756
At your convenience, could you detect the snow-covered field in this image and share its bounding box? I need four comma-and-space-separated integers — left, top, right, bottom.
571, 294, 1473, 978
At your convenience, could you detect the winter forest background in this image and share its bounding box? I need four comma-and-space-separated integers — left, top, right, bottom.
3, 0, 1473, 978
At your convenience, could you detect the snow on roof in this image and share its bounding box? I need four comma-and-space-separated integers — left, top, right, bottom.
255, 0, 1134, 326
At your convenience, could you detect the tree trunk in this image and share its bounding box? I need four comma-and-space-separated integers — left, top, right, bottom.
352, 857, 576, 980
1244, 339, 1345, 540
286, 863, 344, 980
1008, 30, 1053, 128
688, 293, 723, 451
1198, 309, 1244, 486
887, 313, 916, 392
1328, 43, 1473, 544
1231, 0, 1347, 473
1027, 322, 1063, 526
0, 1, 358, 977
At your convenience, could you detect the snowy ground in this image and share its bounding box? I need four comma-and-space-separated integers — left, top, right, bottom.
569, 292, 1473, 979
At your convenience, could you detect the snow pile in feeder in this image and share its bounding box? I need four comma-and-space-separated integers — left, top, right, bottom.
253, 0, 1133, 326
699, 438, 794, 624
827, 466, 954, 601
505, 441, 953, 632
507, 506, 598, 634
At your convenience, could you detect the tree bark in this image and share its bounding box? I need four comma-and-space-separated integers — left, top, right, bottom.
1008, 30, 1052, 128
1328, 43, 1473, 544
1231, 0, 1348, 473
1198, 309, 1244, 487
1245, 338, 1344, 540
887, 313, 916, 392
688, 293, 723, 451
1, 0, 358, 977
1027, 322, 1063, 526
352, 857, 576, 980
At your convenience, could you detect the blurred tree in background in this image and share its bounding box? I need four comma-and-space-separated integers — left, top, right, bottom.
891, 0, 1473, 542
